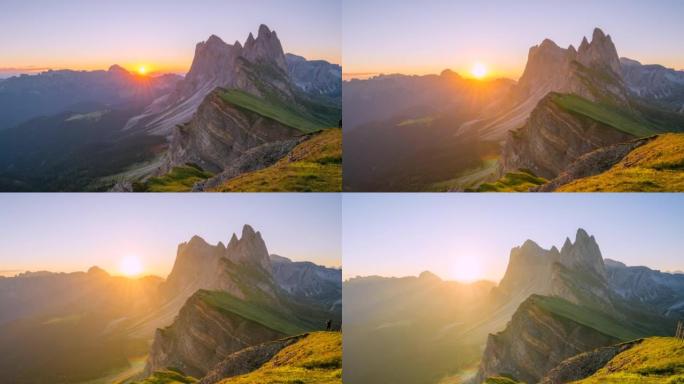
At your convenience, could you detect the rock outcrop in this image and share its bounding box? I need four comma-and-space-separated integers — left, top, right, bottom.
143, 224, 340, 378
474, 295, 622, 384
534, 137, 654, 191
500, 93, 634, 179
144, 290, 287, 378
124, 25, 294, 136
125, 24, 340, 139
160, 88, 303, 174
478, 27, 629, 139
198, 334, 306, 384
540, 339, 642, 384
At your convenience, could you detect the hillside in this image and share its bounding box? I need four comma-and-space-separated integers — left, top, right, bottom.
557, 133, 684, 191
218, 89, 327, 134
475, 295, 626, 384
127, 370, 197, 384
212, 128, 341, 192
216, 332, 341, 384
544, 337, 684, 384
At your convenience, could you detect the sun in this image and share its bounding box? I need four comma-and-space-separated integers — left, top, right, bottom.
450, 257, 483, 283
137, 66, 147, 75
470, 63, 488, 79
119, 255, 143, 277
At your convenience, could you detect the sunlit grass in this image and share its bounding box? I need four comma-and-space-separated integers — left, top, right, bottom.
560, 133, 684, 191
218, 332, 341, 384
572, 337, 684, 383
213, 128, 341, 192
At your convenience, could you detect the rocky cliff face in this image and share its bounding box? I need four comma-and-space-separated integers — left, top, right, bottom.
500, 93, 634, 179
198, 334, 306, 384
474, 295, 621, 384
125, 24, 339, 139
540, 339, 642, 384
143, 224, 340, 378
144, 290, 287, 378
161, 89, 302, 174
479, 27, 629, 139
124, 25, 292, 136
161, 224, 278, 302
534, 137, 653, 191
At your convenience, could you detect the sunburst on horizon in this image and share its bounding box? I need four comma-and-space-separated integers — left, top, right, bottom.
470, 62, 488, 79
119, 255, 144, 277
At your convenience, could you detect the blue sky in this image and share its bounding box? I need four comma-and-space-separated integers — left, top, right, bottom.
0, 194, 341, 277
343, 194, 684, 281
0, 0, 341, 75
343, 0, 684, 78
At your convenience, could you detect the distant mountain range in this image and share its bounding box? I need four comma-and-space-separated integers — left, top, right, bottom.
0, 224, 341, 383
343, 228, 684, 384
0, 24, 342, 192
343, 28, 684, 192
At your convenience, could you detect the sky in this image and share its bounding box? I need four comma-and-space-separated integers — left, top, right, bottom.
0, 194, 341, 278
343, 0, 684, 79
343, 194, 684, 282
0, 0, 341, 77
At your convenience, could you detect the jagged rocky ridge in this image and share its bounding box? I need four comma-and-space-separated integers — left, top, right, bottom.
476, 28, 629, 140
475, 229, 677, 383
123, 25, 341, 189
497, 28, 684, 185
144, 224, 341, 379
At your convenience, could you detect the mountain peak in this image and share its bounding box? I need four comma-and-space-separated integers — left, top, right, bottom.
575, 228, 591, 242
560, 229, 606, 278
108, 64, 128, 75
258, 24, 274, 38
419, 271, 441, 281
87, 266, 109, 276
579, 36, 590, 53
206, 34, 225, 45
241, 224, 257, 238
225, 224, 271, 272
228, 233, 239, 248
592, 27, 607, 42
540, 38, 559, 49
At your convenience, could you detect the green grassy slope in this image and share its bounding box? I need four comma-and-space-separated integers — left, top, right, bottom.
551, 94, 656, 137
533, 296, 644, 341
133, 164, 213, 192
472, 169, 547, 192
198, 290, 308, 335
218, 332, 341, 384
573, 337, 684, 383
219, 89, 325, 134
213, 128, 341, 192
126, 369, 197, 384
559, 133, 684, 192
484, 377, 523, 384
